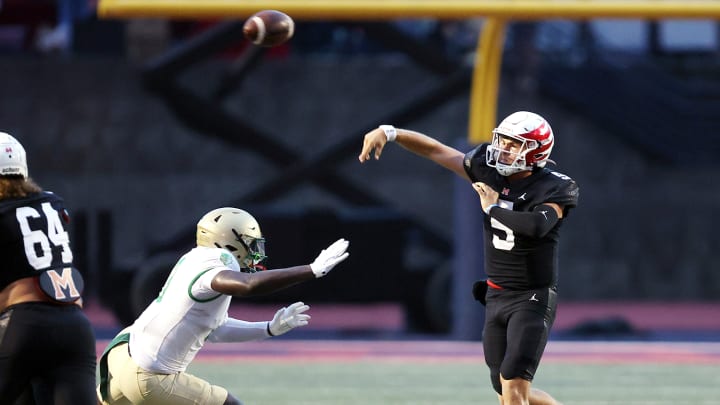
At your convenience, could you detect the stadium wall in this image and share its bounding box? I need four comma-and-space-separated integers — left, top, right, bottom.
1, 56, 717, 306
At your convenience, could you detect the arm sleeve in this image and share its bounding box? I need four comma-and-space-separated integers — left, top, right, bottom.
206, 317, 271, 343
488, 204, 559, 238
191, 268, 226, 300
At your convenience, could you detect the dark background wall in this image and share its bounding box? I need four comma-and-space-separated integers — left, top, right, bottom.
1, 16, 719, 329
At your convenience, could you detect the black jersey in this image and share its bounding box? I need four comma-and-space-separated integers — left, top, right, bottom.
0, 192, 74, 289
463, 144, 579, 291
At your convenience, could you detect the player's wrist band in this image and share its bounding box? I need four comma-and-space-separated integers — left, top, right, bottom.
484, 204, 498, 215
379, 125, 397, 142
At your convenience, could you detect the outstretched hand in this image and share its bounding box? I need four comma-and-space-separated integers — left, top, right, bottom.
310, 238, 350, 278
268, 301, 311, 336
358, 128, 388, 163
472, 182, 499, 213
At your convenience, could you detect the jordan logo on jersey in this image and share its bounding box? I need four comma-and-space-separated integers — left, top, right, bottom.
529, 294, 539, 302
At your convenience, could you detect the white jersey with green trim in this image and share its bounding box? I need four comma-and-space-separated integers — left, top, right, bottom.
128, 246, 240, 373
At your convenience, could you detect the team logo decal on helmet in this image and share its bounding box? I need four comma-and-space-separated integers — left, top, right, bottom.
196, 207, 267, 271
486, 111, 554, 176
0, 132, 28, 178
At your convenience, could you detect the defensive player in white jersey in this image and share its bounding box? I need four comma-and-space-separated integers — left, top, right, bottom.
97, 207, 350, 405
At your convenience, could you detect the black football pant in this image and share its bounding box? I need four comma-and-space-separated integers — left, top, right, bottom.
0, 302, 97, 405
482, 286, 557, 395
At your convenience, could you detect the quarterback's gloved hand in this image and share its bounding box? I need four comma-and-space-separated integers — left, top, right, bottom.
310, 238, 350, 278
268, 301, 311, 337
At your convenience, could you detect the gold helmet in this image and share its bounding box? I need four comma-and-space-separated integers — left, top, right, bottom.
196, 207, 266, 270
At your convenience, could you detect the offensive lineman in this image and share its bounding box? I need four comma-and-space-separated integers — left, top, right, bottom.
97, 207, 350, 405
0, 132, 97, 404
359, 111, 579, 405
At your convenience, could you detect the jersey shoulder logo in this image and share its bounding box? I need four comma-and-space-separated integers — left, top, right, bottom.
220, 252, 234, 266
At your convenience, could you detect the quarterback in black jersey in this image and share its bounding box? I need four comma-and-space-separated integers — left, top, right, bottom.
0, 132, 97, 404
359, 112, 578, 405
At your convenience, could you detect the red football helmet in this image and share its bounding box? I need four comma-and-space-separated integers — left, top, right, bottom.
486, 111, 554, 176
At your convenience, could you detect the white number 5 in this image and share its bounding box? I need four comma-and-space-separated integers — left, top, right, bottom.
490, 217, 515, 251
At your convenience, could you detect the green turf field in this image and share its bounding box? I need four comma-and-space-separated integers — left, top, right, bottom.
187, 360, 720, 404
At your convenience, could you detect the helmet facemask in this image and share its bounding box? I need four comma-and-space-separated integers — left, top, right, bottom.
486, 132, 536, 176
236, 233, 267, 271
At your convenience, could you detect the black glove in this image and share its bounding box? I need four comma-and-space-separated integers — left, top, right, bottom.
472, 280, 488, 306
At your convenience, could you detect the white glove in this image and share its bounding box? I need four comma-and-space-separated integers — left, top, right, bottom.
310, 238, 350, 278
268, 301, 311, 337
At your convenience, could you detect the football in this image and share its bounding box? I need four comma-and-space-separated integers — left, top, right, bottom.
242, 10, 295, 47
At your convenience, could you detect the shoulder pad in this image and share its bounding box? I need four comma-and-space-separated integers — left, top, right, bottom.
545, 170, 579, 209
463, 143, 492, 182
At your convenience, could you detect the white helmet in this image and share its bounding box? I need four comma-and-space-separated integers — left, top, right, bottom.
486, 111, 554, 176
196, 207, 266, 270
0, 132, 28, 178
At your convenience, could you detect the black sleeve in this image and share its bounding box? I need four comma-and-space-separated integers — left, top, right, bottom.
487, 204, 559, 238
